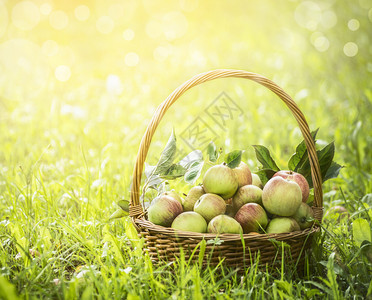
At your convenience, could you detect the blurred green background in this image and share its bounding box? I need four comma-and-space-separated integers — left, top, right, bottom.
0, 0, 371, 202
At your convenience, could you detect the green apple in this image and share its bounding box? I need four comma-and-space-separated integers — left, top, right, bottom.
171, 212, 207, 233
234, 203, 268, 233
233, 162, 252, 188
148, 195, 183, 227
251, 173, 263, 189
266, 217, 300, 234
182, 186, 205, 211
232, 184, 263, 212
162, 190, 183, 205
194, 193, 226, 222
203, 164, 238, 199
262, 176, 302, 216
208, 215, 243, 234
292, 202, 314, 229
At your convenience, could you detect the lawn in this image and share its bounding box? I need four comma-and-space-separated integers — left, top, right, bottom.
0, 0, 371, 299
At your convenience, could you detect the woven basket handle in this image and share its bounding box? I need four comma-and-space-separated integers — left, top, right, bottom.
129, 69, 323, 218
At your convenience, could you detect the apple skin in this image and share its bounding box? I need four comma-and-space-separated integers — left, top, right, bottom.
148, 195, 183, 227
194, 193, 226, 223
234, 203, 268, 233
266, 217, 300, 234
182, 186, 205, 211
171, 212, 207, 233
203, 164, 238, 199
251, 173, 263, 189
162, 190, 183, 205
292, 202, 314, 229
232, 185, 263, 212
208, 215, 243, 234
233, 162, 252, 188
262, 176, 302, 217
273, 170, 310, 203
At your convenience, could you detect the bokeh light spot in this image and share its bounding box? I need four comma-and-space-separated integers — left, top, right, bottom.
0, 3, 8, 38
314, 36, 329, 52
123, 29, 135, 40
321, 10, 337, 29
348, 19, 360, 31
106, 74, 123, 95
96, 16, 114, 34
180, 0, 199, 12
42, 40, 59, 56
146, 19, 162, 39
49, 10, 69, 30
75, 5, 90, 21
0, 39, 49, 100
12, 1, 40, 31
55, 65, 71, 82
343, 42, 358, 57
153, 46, 169, 61
125, 52, 139, 66
40, 3, 52, 15
162, 11, 188, 40
294, 1, 321, 30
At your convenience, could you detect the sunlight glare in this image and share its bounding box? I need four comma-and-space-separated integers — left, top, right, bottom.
75, 5, 90, 21
49, 10, 69, 30
12, 1, 40, 31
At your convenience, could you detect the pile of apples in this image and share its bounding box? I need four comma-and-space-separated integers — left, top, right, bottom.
147, 162, 314, 234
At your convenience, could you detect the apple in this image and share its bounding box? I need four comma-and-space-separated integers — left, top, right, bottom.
203, 164, 238, 199
292, 202, 314, 229
262, 176, 302, 216
171, 212, 207, 233
232, 185, 263, 212
208, 215, 243, 234
234, 203, 268, 233
251, 173, 263, 189
182, 186, 205, 211
273, 170, 310, 203
324, 205, 349, 221
233, 162, 252, 188
162, 190, 183, 205
148, 195, 183, 227
266, 217, 300, 234
194, 193, 226, 222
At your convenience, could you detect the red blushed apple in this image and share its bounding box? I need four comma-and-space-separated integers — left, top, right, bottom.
273, 170, 310, 203
235, 203, 268, 233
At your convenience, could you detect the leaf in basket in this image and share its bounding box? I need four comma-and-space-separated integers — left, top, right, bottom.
225, 150, 242, 169
179, 150, 203, 169
323, 162, 343, 182
298, 142, 336, 188
255, 168, 277, 185
288, 129, 319, 172
207, 141, 218, 162
117, 200, 130, 212
184, 160, 204, 185
159, 163, 186, 179
152, 129, 177, 176
109, 208, 128, 220
252, 145, 280, 171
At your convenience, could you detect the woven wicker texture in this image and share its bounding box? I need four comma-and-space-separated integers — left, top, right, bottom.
129, 69, 323, 269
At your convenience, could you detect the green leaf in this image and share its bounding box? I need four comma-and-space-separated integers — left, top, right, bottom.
152, 129, 177, 176
298, 142, 336, 188
160, 164, 186, 179
252, 145, 280, 171
0, 276, 20, 300
117, 200, 129, 212
323, 162, 343, 182
179, 150, 203, 169
352, 218, 372, 247
225, 150, 242, 169
288, 129, 319, 171
184, 160, 204, 184
207, 141, 218, 162
255, 168, 277, 185
109, 208, 128, 220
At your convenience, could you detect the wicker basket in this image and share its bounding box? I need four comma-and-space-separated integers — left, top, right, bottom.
129, 69, 323, 270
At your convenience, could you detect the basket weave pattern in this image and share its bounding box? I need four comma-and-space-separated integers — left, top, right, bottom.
129, 69, 323, 269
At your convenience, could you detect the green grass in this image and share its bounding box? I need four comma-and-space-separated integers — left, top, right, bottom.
1, 0, 372, 299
